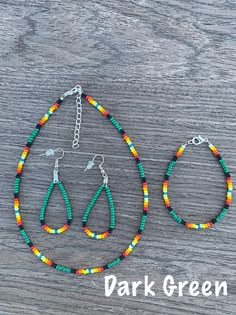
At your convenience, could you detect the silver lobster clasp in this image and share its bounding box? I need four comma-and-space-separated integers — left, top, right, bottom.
60, 85, 83, 100
185, 135, 208, 146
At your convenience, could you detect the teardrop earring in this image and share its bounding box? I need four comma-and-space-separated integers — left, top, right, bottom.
39, 148, 72, 234
82, 154, 115, 239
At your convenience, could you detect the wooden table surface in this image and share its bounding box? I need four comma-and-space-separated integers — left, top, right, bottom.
0, 0, 235, 314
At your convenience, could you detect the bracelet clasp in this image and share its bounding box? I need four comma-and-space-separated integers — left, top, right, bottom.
185, 135, 208, 146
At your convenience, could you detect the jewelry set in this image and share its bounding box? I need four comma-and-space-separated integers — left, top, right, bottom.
14, 85, 233, 274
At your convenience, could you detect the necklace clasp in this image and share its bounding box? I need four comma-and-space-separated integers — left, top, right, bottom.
60, 85, 83, 100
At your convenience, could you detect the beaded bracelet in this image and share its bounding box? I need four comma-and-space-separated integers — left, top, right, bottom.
163, 135, 233, 229
14, 85, 148, 274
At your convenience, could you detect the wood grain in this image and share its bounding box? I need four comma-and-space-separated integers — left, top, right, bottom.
0, 0, 235, 314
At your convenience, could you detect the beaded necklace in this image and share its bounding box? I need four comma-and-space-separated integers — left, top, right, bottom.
14, 85, 148, 274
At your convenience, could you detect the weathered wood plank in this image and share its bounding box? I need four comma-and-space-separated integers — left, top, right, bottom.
0, 0, 235, 314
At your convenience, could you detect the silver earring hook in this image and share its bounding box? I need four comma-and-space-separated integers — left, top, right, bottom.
84, 154, 105, 171
39, 148, 64, 159
54, 148, 65, 161
84, 154, 108, 186
39, 148, 65, 183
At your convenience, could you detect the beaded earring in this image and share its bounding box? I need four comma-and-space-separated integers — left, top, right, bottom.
39, 148, 72, 234
82, 154, 115, 239
163, 135, 233, 229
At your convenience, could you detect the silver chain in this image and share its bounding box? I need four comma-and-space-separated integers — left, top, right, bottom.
72, 91, 83, 149
60, 85, 83, 150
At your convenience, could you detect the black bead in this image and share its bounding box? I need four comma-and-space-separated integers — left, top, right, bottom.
70, 269, 76, 274
164, 175, 169, 180
82, 222, 86, 227
106, 114, 112, 120
19, 225, 24, 230
212, 218, 217, 224
67, 219, 72, 225
52, 263, 57, 269
16, 173, 21, 178
14, 193, 19, 198
108, 227, 113, 233
40, 220, 45, 225
119, 129, 125, 135
119, 255, 125, 260
141, 177, 146, 183
26, 142, 32, 148
225, 204, 229, 209
181, 219, 186, 225
81, 92, 87, 99
143, 210, 147, 216
36, 123, 42, 129
225, 172, 231, 178
56, 98, 62, 104
103, 265, 109, 270
167, 206, 173, 212
216, 154, 222, 160
172, 156, 178, 162
27, 242, 33, 247
137, 229, 142, 234
135, 157, 140, 164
